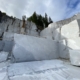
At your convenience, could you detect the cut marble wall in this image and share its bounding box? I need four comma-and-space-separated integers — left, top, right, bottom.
0, 41, 13, 52
3, 32, 14, 41
40, 23, 58, 40
0, 51, 9, 62
0, 18, 39, 38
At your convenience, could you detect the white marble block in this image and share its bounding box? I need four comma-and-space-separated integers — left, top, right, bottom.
12, 34, 59, 62
69, 50, 80, 66
61, 20, 79, 39
0, 51, 9, 62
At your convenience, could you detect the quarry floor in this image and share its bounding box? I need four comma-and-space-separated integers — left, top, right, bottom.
0, 59, 80, 80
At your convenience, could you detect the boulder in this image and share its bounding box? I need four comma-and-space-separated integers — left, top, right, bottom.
12, 34, 59, 62
69, 50, 80, 66
0, 51, 9, 62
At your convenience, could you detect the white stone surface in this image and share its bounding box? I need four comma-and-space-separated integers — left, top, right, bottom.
0, 52, 9, 62
40, 23, 58, 40
61, 20, 79, 39
53, 28, 61, 40
0, 72, 9, 80
3, 32, 14, 41
0, 41, 13, 52
12, 34, 59, 62
0, 41, 4, 51
26, 22, 39, 36
3, 41, 13, 52
67, 39, 80, 49
0, 18, 39, 38
8, 60, 80, 80
0, 61, 10, 80
20, 28, 25, 34
69, 50, 80, 66
59, 40, 69, 59
8, 60, 64, 77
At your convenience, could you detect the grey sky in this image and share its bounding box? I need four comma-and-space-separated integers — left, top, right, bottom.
0, 0, 80, 21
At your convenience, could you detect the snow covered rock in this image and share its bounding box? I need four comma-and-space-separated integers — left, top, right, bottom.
12, 34, 59, 62
0, 52, 9, 62
69, 50, 80, 66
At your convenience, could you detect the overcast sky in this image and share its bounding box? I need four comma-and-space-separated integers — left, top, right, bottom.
0, 0, 80, 22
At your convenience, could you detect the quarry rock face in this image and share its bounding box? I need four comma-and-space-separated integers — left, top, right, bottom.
26, 22, 39, 36
40, 23, 58, 40
12, 34, 59, 62
0, 18, 39, 38
3, 32, 14, 41
0, 40, 13, 52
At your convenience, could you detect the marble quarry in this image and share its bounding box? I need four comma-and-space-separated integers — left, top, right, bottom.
0, 13, 80, 80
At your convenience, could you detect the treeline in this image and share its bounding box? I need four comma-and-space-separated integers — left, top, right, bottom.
27, 12, 53, 30
0, 11, 14, 22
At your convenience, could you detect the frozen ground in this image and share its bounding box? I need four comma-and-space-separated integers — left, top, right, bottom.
0, 59, 80, 80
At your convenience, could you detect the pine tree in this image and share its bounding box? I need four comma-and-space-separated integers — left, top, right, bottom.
27, 12, 53, 30
49, 17, 53, 24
